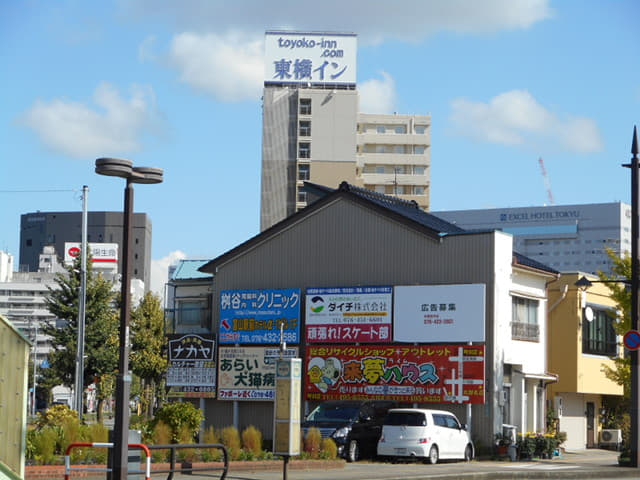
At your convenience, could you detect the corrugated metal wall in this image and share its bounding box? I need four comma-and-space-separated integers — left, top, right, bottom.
207, 197, 498, 446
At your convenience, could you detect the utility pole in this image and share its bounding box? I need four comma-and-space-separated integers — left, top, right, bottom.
74, 185, 88, 420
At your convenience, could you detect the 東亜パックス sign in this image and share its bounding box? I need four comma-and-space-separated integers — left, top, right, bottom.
393, 284, 486, 343
264, 31, 357, 85
219, 288, 301, 344
305, 344, 485, 404
305, 286, 392, 343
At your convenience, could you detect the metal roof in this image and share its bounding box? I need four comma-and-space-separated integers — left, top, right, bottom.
171, 260, 212, 280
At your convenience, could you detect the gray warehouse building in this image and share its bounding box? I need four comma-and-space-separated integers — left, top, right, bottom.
20, 211, 152, 289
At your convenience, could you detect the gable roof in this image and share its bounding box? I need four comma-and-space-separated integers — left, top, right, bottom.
199, 181, 558, 276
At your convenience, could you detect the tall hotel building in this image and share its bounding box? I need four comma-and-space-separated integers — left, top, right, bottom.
260, 31, 430, 230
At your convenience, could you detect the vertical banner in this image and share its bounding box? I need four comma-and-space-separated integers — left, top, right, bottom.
166, 334, 216, 398
217, 346, 298, 400
219, 289, 301, 344
305, 344, 485, 404
274, 358, 302, 456
305, 286, 392, 343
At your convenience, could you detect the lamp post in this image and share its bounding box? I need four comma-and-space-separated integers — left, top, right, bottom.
95, 158, 163, 479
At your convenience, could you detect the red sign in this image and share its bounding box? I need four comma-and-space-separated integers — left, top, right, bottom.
68, 247, 81, 257
305, 344, 485, 404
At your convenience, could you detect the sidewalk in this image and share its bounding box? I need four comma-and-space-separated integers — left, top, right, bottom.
26, 448, 638, 480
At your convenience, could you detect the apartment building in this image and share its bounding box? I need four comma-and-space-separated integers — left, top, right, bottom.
260, 31, 430, 230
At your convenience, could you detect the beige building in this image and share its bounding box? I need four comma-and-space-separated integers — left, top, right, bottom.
547, 273, 624, 450
260, 87, 430, 231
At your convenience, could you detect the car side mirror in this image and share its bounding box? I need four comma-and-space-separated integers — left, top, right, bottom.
461, 423, 468, 430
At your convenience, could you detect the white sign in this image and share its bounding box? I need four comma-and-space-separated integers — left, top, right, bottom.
264, 31, 357, 85
64, 242, 118, 265
393, 284, 485, 343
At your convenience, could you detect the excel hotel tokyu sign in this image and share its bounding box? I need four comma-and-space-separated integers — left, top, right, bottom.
264, 31, 357, 85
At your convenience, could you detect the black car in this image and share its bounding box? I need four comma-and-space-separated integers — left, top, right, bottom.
301, 400, 401, 462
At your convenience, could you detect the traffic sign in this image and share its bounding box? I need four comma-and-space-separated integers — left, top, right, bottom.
623, 330, 640, 351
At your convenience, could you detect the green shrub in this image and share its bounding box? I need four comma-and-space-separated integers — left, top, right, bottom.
35, 404, 78, 429
320, 438, 337, 459
221, 426, 242, 460
153, 401, 203, 443
241, 425, 262, 455
31, 427, 58, 465
201, 426, 223, 462
151, 420, 172, 462
304, 427, 321, 459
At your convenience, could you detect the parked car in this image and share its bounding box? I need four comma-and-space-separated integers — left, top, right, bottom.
302, 400, 400, 462
377, 408, 474, 464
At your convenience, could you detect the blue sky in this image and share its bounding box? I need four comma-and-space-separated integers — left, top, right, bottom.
1, 0, 639, 295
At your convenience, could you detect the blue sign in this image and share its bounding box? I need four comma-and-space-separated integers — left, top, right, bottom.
623, 330, 640, 351
220, 289, 301, 344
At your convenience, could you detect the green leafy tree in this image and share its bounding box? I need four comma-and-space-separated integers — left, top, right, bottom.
598, 248, 631, 397
42, 254, 119, 422
130, 291, 168, 419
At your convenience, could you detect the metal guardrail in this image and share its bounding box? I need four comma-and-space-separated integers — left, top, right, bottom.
148, 443, 228, 480
64, 442, 151, 480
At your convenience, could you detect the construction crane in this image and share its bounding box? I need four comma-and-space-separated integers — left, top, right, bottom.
538, 157, 555, 206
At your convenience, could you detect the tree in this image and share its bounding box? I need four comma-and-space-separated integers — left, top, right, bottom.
130, 291, 168, 419
599, 248, 631, 397
42, 254, 119, 422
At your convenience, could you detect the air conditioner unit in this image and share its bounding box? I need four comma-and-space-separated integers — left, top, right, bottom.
600, 429, 622, 447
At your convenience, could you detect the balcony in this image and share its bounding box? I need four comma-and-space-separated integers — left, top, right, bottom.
511, 322, 540, 342
165, 307, 212, 334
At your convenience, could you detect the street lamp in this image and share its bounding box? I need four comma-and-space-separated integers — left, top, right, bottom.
95, 158, 162, 479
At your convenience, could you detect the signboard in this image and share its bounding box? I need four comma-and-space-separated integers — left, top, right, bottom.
217, 346, 298, 400
393, 284, 485, 343
305, 344, 485, 404
305, 286, 392, 343
264, 31, 357, 85
273, 358, 302, 456
623, 330, 640, 351
64, 242, 118, 265
166, 334, 216, 398
219, 288, 301, 344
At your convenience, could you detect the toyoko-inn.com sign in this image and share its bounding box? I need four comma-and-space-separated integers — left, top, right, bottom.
393, 284, 486, 343
264, 31, 357, 85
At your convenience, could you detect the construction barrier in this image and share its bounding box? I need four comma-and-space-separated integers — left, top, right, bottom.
64, 442, 151, 480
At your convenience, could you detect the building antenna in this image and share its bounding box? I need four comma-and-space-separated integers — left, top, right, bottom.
538, 157, 555, 206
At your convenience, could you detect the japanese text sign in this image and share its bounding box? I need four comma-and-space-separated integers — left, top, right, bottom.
166, 334, 216, 398
64, 242, 118, 265
306, 286, 392, 343
393, 284, 486, 343
218, 346, 298, 400
264, 31, 357, 85
306, 344, 485, 404
219, 288, 301, 344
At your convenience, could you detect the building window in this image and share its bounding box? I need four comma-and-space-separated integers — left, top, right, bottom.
394, 125, 406, 134
376, 125, 386, 133
414, 186, 425, 195
298, 164, 310, 181
583, 307, 617, 356
394, 145, 405, 154
297, 190, 307, 203
511, 296, 539, 341
375, 166, 385, 174
415, 125, 427, 134
414, 146, 426, 154
414, 166, 426, 175
299, 120, 311, 136
299, 98, 311, 115
375, 185, 386, 193
299, 142, 310, 159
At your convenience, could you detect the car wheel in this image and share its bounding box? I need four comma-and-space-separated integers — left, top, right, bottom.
464, 444, 473, 462
427, 445, 439, 464
347, 440, 360, 462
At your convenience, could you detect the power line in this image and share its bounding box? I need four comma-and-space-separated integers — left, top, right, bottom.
0, 189, 78, 193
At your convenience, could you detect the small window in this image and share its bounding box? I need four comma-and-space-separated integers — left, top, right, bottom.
376, 125, 386, 133
299, 98, 311, 115
394, 125, 406, 134
298, 164, 310, 181
394, 145, 405, 154
299, 142, 310, 159
297, 190, 307, 203
414, 146, 426, 154
26, 239, 32, 247
375, 185, 386, 193
375, 145, 387, 153
299, 120, 311, 136
415, 125, 426, 134
414, 186, 425, 195
375, 166, 385, 174
583, 307, 617, 356
414, 166, 426, 175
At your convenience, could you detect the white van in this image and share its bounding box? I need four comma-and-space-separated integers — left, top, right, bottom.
377, 408, 474, 464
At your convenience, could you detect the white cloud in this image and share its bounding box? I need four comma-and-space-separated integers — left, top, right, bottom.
169, 32, 263, 102
359, 72, 396, 114
124, 0, 553, 45
150, 250, 187, 300
20, 83, 162, 159
449, 90, 603, 153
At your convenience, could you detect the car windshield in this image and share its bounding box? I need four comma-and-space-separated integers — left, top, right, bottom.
306, 404, 360, 422
384, 412, 426, 426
